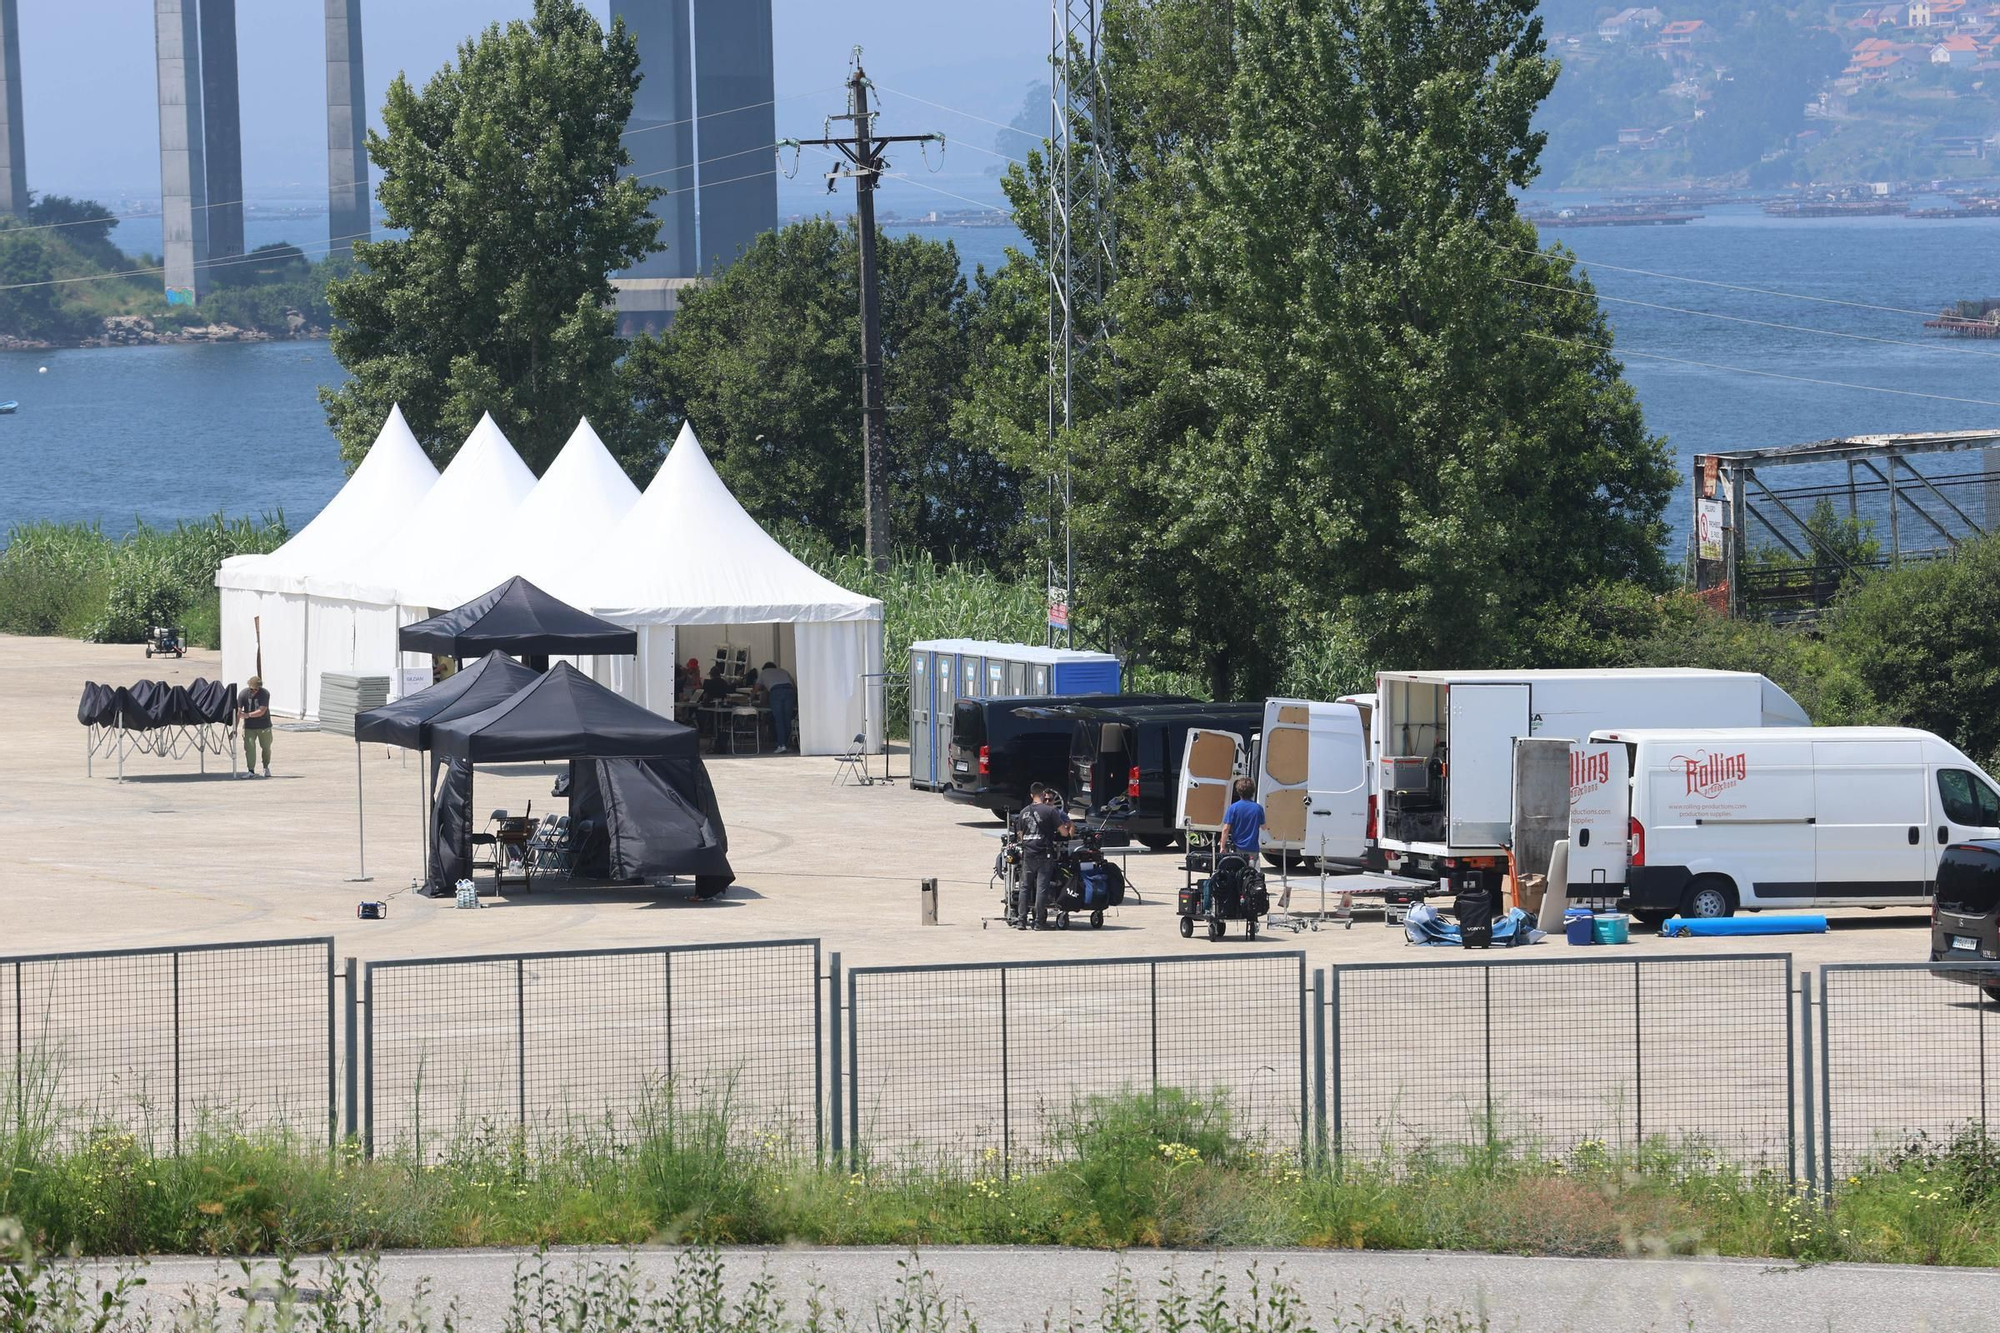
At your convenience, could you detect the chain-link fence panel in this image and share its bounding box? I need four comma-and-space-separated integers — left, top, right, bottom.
847, 952, 1307, 1171
1329, 954, 1792, 1173
0, 938, 333, 1152
1820, 961, 2000, 1190
364, 940, 820, 1163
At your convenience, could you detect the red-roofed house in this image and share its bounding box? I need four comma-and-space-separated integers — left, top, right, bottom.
1660, 19, 1717, 43
1934, 32, 1981, 60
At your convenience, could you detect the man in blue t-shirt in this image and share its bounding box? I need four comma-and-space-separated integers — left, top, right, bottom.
1204, 778, 1266, 914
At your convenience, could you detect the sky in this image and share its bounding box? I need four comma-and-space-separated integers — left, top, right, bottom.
18, 1, 1045, 213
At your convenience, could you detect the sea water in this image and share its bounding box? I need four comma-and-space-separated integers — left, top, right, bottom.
3, 206, 1996, 547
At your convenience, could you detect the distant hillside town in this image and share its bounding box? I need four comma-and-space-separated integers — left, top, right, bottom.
1534, 2, 2000, 189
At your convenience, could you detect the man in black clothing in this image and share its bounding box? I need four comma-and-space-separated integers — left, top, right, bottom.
1014, 784, 1067, 929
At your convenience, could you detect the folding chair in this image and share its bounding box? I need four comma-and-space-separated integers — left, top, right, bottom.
831, 733, 873, 786
469, 808, 508, 871
729, 706, 764, 755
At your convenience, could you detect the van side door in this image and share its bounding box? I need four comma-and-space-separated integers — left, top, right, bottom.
1813, 740, 1930, 905
1177, 728, 1246, 834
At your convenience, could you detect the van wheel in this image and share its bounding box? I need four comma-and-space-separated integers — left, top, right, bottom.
1136, 833, 1177, 852
1681, 878, 1737, 920
1263, 850, 1305, 871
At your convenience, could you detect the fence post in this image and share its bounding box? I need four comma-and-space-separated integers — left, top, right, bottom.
171, 951, 182, 1151
1329, 966, 1343, 1172
1312, 967, 1327, 1167
343, 957, 359, 1146
1800, 971, 1816, 1201
362, 963, 375, 1159
1633, 961, 1644, 1152
1000, 967, 1012, 1181
827, 951, 842, 1166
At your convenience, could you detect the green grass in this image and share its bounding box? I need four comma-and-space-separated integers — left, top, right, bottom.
6, 1089, 2000, 1269
0, 513, 287, 648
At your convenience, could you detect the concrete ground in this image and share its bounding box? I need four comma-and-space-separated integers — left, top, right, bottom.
94, 1245, 2000, 1333
0, 634, 1940, 973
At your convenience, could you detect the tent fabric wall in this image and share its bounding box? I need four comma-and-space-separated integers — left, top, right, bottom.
796, 618, 884, 755
221, 588, 308, 716
301, 596, 404, 718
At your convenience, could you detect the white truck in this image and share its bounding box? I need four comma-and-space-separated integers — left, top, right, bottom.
1374, 669, 1810, 890
1574, 726, 2000, 920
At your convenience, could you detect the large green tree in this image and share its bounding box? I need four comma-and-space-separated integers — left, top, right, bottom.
320, 0, 661, 474
624, 216, 1027, 566
972, 0, 1676, 698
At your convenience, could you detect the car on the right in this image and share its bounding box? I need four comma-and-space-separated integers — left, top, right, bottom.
1932, 838, 2000, 1000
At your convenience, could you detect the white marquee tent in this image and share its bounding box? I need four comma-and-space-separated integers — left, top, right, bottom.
217, 405, 439, 718
563, 423, 885, 756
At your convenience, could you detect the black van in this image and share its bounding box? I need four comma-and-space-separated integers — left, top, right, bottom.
1932, 839, 2000, 998
1068, 701, 1265, 850
945, 694, 1189, 819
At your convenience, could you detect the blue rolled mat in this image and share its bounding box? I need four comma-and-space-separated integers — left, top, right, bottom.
1662, 914, 1828, 937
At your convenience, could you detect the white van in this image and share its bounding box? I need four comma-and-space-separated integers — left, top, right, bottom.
1376, 668, 1809, 876
1254, 697, 1370, 866
1574, 726, 2000, 919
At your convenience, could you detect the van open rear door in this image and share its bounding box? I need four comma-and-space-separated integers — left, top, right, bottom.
1567, 741, 1631, 900
1176, 728, 1245, 833
1448, 684, 1531, 847
1258, 699, 1367, 862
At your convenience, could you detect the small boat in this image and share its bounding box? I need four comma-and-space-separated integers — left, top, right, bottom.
0, 402, 18, 414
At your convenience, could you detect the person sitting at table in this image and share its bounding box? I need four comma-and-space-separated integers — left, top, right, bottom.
740, 667, 759, 694
700, 663, 733, 702
758, 661, 797, 754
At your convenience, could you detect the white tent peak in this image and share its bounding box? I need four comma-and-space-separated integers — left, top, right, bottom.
514, 417, 643, 595
216, 403, 439, 594
592, 421, 879, 623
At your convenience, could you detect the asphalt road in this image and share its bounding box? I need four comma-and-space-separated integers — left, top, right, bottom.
99, 1245, 2000, 1333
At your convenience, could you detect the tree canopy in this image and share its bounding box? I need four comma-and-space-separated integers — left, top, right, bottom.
321, 0, 661, 475
623, 216, 1027, 567
968, 0, 1676, 697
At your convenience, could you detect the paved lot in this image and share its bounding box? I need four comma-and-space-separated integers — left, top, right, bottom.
0, 634, 1941, 973
100, 1245, 2000, 1333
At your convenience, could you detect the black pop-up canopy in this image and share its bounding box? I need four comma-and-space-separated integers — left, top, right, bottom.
397, 576, 638, 659
427, 662, 732, 893
354, 651, 540, 750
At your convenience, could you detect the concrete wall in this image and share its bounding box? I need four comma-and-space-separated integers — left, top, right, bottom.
154, 0, 209, 304
324, 0, 369, 257
615, 0, 696, 279
199, 0, 243, 261
691, 0, 776, 273
0, 0, 25, 216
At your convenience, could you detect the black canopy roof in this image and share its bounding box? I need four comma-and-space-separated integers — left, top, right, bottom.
352, 650, 541, 750
430, 661, 698, 764
398, 576, 638, 659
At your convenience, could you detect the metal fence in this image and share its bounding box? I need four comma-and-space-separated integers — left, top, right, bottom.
1818, 961, 2000, 1192
363, 939, 821, 1162
0, 938, 334, 1151
843, 952, 1308, 1170
1326, 954, 1795, 1173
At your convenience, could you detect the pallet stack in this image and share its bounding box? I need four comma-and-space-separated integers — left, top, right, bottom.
319, 673, 389, 737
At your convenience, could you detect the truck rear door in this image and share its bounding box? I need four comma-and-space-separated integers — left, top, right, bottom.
1448, 684, 1530, 848
1176, 728, 1245, 834
1566, 741, 1630, 898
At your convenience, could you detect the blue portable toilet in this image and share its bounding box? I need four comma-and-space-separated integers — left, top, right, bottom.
907, 639, 1123, 790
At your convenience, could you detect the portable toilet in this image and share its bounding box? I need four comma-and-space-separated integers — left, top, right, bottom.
907, 639, 1123, 790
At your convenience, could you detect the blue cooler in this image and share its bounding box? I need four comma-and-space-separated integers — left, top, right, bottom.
1564, 908, 1595, 946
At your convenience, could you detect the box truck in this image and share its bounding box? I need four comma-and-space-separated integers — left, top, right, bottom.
1574, 726, 2000, 920
1375, 669, 1810, 886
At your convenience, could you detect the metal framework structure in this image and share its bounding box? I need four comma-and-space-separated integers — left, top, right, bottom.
1693, 430, 2000, 619
1046, 0, 1114, 646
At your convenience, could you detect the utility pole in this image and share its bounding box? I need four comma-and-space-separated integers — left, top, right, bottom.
791, 50, 940, 574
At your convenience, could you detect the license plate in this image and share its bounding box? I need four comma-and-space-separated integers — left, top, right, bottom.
953, 761, 969, 773
1081, 782, 1092, 793
1951, 935, 1979, 952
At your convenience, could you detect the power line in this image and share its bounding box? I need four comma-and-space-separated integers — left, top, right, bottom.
1527, 330, 2000, 409
619, 84, 841, 139
873, 83, 1042, 143
1501, 275, 2000, 360
1510, 242, 1948, 320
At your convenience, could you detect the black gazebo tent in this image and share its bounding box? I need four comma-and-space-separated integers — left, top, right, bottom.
427, 662, 732, 895
398, 576, 639, 660
349, 651, 543, 880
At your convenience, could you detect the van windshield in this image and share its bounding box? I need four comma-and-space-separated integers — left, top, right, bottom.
1938, 847, 2000, 916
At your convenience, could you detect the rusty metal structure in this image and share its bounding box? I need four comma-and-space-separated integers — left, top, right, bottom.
1692, 430, 2000, 621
